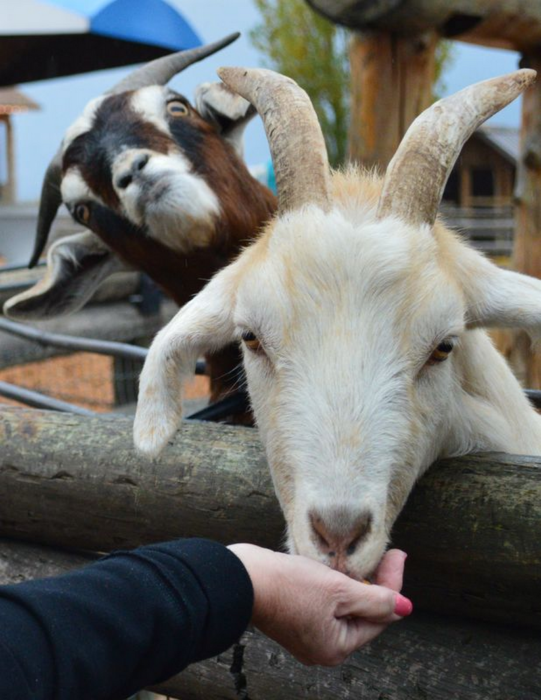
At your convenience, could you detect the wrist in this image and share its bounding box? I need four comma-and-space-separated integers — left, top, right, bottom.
227, 544, 279, 628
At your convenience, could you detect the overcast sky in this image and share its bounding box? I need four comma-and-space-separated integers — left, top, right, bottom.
11, 0, 520, 202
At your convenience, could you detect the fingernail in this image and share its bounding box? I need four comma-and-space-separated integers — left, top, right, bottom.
394, 593, 413, 617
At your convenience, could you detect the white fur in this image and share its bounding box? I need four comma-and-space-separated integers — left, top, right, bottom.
134, 168, 541, 580
61, 168, 104, 208
130, 86, 172, 136
62, 95, 106, 154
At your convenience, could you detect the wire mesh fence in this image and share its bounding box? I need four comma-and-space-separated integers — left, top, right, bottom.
0, 350, 210, 414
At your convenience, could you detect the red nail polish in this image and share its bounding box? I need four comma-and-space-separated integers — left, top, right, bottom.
394, 593, 413, 617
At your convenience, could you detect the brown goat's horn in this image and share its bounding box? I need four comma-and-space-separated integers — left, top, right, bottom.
111, 33, 240, 93
376, 69, 536, 227
29, 148, 63, 268
218, 67, 331, 213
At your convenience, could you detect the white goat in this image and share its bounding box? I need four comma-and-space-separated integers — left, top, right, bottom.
134, 67, 541, 579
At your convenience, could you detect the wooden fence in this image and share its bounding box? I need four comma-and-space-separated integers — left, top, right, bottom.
0, 406, 540, 698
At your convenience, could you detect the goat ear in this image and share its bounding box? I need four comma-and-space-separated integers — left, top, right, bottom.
134, 262, 239, 458
195, 81, 256, 156
462, 252, 541, 342
3, 231, 129, 321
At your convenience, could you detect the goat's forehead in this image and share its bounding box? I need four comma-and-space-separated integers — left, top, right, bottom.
129, 86, 172, 134
236, 210, 465, 335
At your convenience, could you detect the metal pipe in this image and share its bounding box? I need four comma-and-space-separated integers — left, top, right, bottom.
0, 317, 148, 361
0, 317, 207, 374
0, 381, 96, 416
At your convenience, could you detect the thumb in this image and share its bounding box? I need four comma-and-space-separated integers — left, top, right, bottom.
336, 581, 412, 622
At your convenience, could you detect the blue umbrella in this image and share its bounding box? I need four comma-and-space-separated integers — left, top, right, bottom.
0, 0, 202, 86
49, 0, 201, 50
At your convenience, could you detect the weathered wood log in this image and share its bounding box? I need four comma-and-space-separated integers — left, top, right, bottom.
348, 30, 437, 169
0, 537, 540, 700
0, 406, 540, 628
307, 0, 541, 51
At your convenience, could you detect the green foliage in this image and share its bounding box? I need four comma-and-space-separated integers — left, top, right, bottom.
251, 0, 454, 166
434, 41, 455, 100
250, 0, 349, 166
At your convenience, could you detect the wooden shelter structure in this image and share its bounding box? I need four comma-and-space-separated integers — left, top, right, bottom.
0, 88, 39, 204
307, 0, 541, 385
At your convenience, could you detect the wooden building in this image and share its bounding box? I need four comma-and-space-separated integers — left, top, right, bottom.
442, 125, 518, 259
0, 87, 39, 205
443, 125, 517, 208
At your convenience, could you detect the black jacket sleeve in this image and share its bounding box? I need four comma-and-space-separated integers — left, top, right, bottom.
0, 538, 254, 700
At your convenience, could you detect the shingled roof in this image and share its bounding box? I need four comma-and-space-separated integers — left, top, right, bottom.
476, 125, 519, 164
0, 88, 39, 115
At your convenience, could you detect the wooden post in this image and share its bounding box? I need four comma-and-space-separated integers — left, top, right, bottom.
348, 30, 438, 170
505, 51, 541, 386
4, 115, 15, 204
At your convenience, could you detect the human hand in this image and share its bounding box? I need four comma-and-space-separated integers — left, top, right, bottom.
228, 544, 411, 666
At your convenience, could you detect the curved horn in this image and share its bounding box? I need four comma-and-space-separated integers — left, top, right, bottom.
111, 33, 240, 94
29, 147, 63, 268
377, 69, 536, 227
218, 67, 331, 213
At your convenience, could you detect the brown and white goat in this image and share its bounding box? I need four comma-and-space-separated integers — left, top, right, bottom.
134, 67, 541, 579
4, 35, 276, 401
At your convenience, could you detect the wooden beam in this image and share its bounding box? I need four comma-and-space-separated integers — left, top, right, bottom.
307, 0, 541, 52
0, 538, 539, 700
0, 406, 540, 629
506, 51, 541, 387
348, 30, 437, 170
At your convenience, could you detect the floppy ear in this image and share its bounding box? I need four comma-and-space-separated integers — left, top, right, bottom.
195, 81, 256, 156
3, 231, 130, 321
133, 261, 240, 458
461, 249, 541, 344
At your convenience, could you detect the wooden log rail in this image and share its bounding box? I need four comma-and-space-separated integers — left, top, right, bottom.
0, 406, 540, 631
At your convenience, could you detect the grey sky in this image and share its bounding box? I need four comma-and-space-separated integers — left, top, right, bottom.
11, 0, 520, 202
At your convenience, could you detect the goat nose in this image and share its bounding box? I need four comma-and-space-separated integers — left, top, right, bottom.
310, 507, 372, 558
115, 153, 150, 190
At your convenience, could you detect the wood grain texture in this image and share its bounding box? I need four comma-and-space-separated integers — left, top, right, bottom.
0, 538, 539, 700
507, 50, 541, 389
308, 0, 541, 51
348, 31, 437, 171
0, 406, 540, 628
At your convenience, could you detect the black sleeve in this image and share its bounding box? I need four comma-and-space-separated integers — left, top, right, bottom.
0, 538, 254, 700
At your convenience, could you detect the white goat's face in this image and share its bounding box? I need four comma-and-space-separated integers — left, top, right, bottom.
61, 86, 221, 253
232, 207, 466, 577
134, 67, 541, 580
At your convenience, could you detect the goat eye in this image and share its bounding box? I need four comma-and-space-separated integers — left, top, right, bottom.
167, 100, 189, 117
427, 339, 455, 366
74, 203, 91, 225
241, 330, 262, 353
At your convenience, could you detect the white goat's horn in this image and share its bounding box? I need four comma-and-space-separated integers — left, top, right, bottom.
218, 67, 331, 213
377, 69, 536, 227
111, 33, 240, 93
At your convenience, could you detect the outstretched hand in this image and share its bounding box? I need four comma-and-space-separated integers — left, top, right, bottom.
228, 544, 411, 666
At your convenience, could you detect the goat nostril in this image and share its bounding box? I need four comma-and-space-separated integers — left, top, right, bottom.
346, 536, 361, 557
310, 508, 373, 557
117, 173, 133, 190
135, 154, 149, 171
